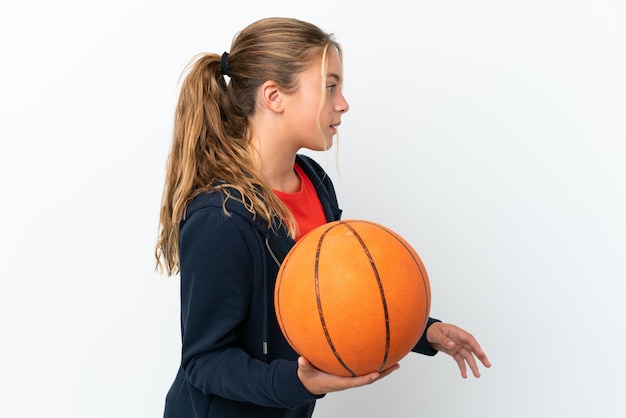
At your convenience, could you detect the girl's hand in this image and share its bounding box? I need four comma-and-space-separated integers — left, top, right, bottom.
297, 356, 400, 395
426, 322, 491, 378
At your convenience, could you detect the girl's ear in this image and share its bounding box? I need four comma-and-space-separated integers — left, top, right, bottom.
259, 80, 284, 113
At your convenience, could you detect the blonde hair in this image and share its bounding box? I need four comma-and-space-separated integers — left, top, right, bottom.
155, 17, 342, 275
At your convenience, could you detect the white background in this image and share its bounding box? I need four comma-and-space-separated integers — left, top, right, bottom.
1, 1, 625, 417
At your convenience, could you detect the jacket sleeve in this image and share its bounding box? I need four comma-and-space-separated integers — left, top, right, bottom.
411, 317, 440, 356
178, 206, 318, 408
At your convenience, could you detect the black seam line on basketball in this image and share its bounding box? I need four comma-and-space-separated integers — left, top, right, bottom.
342, 221, 390, 372
315, 221, 357, 377
373, 223, 430, 315
363, 221, 431, 324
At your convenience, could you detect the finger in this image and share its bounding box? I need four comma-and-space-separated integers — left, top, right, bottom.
462, 349, 481, 378
463, 339, 491, 369
376, 363, 400, 380
480, 354, 492, 368
464, 336, 489, 359
471, 349, 491, 369
453, 352, 468, 379
474, 348, 492, 368
347, 372, 380, 387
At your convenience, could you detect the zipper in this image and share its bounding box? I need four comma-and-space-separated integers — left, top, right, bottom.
263, 237, 282, 356
265, 238, 281, 268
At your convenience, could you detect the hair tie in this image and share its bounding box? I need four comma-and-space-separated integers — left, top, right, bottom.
220, 52, 231, 77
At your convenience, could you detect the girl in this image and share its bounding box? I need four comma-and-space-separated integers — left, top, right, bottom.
155, 17, 490, 418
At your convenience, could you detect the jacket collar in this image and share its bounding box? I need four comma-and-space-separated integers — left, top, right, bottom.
183, 153, 341, 263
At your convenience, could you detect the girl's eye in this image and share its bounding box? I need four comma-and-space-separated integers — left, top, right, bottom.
327, 84, 337, 92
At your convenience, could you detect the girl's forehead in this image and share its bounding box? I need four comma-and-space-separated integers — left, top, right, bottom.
314, 47, 344, 77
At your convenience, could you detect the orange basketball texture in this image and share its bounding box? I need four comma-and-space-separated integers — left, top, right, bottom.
274, 219, 431, 377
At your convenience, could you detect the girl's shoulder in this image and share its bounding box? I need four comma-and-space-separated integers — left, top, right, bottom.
182, 186, 270, 237
184, 187, 250, 221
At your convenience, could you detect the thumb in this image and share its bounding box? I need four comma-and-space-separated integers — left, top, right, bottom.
432, 330, 456, 350
428, 323, 456, 349
444, 339, 456, 349
298, 356, 312, 371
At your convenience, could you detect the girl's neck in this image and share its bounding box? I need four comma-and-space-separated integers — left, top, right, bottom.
250, 137, 301, 193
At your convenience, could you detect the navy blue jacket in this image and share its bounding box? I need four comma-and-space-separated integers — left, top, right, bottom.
164, 154, 439, 418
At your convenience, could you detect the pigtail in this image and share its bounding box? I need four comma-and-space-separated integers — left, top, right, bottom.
156, 54, 225, 275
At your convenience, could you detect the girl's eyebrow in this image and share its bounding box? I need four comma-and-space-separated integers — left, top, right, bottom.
326, 73, 341, 83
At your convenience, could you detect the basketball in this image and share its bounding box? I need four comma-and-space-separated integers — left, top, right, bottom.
274, 219, 431, 377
